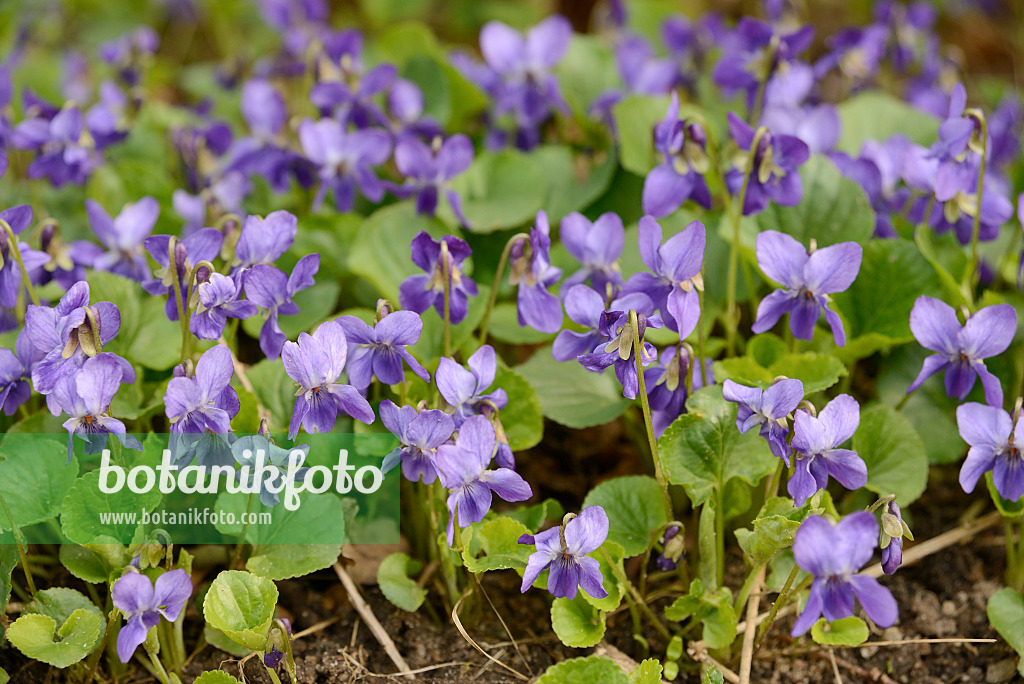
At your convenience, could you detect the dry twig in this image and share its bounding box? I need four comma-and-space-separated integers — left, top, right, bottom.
332, 562, 411, 674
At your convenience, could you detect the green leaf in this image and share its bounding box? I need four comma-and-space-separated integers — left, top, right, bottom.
713, 352, 847, 396
535, 145, 618, 222
853, 404, 929, 506
0, 434, 79, 531
203, 570, 279, 651
87, 271, 180, 370
487, 302, 558, 344
515, 350, 631, 429
60, 470, 162, 545
551, 595, 606, 648
24, 588, 105, 639
556, 35, 619, 122
735, 496, 823, 566
659, 386, 777, 506
836, 91, 940, 153
245, 360, 296, 435
6, 609, 103, 668
59, 544, 128, 584
612, 94, 671, 176
581, 476, 667, 557
203, 624, 251, 658
756, 155, 874, 246
193, 672, 244, 684
987, 474, 1024, 519
494, 365, 543, 451
987, 587, 1024, 676
377, 552, 427, 612
628, 659, 663, 684
462, 517, 532, 573
536, 656, 629, 684
811, 616, 869, 646
501, 499, 565, 533
246, 546, 342, 581
1, 537, 17, 644
663, 580, 737, 649
441, 150, 548, 232
0, 666, 7, 684
747, 334, 787, 368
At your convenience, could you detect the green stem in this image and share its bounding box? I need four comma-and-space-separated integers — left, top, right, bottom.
265, 666, 284, 684
964, 115, 989, 296
754, 563, 800, 649
146, 650, 173, 684
440, 241, 452, 358
894, 392, 911, 412
629, 309, 674, 521
0, 493, 35, 596
0, 218, 40, 306
477, 233, 530, 345
733, 562, 766, 622
725, 128, 768, 357
429, 482, 459, 603
168, 238, 189, 361
1006, 519, 1024, 591
229, 492, 256, 569
86, 609, 118, 682
696, 278, 708, 387
601, 547, 672, 642
715, 485, 725, 590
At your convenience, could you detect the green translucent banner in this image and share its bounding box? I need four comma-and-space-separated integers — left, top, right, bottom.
0, 432, 400, 546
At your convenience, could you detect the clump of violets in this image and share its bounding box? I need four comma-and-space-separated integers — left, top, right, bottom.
713, 18, 814, 112
646, 346, 714, 437
558, 211, 625, 296
579, 305, 662, 400
751, 231, 862, 346
723, 377, 803, 462
509, 211, 563, 334
956, 402, 1024, 502
337, 308, 430, 390
519, 506, 609, 600
791, 512, 897, 636
297, 118, 391, 212
907, 297, 1016, 407
393, 134, 473, 227
112, 569, 192, 663
282, 320, 374, 439
380, 399, 455, 484
436, 345, 508, 427
399, 232, 478, 325
553, 286, 654, 363
726, 114, 810, 215
642, 92, 711, 218
790, 395, 867, 506
879, 500, 913, 575
435, 415, 531, 544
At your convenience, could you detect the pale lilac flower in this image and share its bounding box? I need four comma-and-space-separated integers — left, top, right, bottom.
559, 212, 625, 296
790, 395, 867, 506
336, 310, 429, 389
519, 506, 609, 600
957, 402, 1024, 502
436, 345, 507, 426
723, 378, 803, 463
245, 254, 320, 360
112, 569, 192, 663
379, 399, 454, 484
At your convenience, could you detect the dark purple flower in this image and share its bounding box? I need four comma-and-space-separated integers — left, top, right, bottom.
760, 104, 840, 155
553, 286, 652, 362
53, 352, 140, 463
789, 395, 866, 506
112, 569, 192, 664
297, 118, 391, 212
654, 524, 684, 571
436, 345, 507, 426
879, 501, 911, 575
645, 347, 714, 438
0, 206, 49, 308
509, 211, 563, 334
142, 229, 224, 321
393, 135, 473, 226
725, 114, 810, 215
10, 105, 103, 186
0, 330, 34, 416
311, 31, 396, 128
232, 210, 297, 273
830, 136, 911, 238
559, 212, 625, 296
99, 26, 159, 87
379, 399, 455, 484
85, 197, 159, 282
622, 216, 705, 337
519, 506, 609, 600
282, 320, 374, 440
813, 25, 888, 88
336, 310, 429, 389
752, 231, 861, 346
642, 93, 711, 218
723, 377, 803, 463
988, 96, 1022, 171
712, 18, 814, 110
244, 254, 320, 360
190, 272, 258, 340
398, 232, 478, 325
579, 308, 662, 400
164, 344, 239, 437
791, 512, 897, 636
907, 297, 1015, 406
957, 402, 1024, 502
435, 415, 532, 545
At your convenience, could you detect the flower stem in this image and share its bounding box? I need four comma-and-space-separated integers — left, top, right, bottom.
733, 561, 766, 621
0, 493, 35, 596
0, 218, 40, 306
725, 127, 768, 357
600, 546, 672, 642
429, 482, 459, 603
629, 309, 674, 522
715, 485, 725, 589
477, 233, 530, 345
229, 492, 256, 569
964, 114, 989, 295
439, 241, 452, 358
265, 666, 284, 684
696, 276, 708, 387
168, 238, 190, 362
753, 562, 800, 650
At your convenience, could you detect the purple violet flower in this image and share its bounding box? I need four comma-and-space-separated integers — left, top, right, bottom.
393, 134, 473, 227
559, 211, 625, 296
10, 104, 103, 186
519, 506, 609, 600
579, 308, 662, 400
312, 30, 396, 128
553, 286, 653, 363
725, 114, 810, 216
751, 231, 861, 345
956, 402, 1024, 502
435, 414, 532, 545
436, 345, 507, 426
645, 347, 714, 438
723, 378, 803, 462
0, 206, 49, 308
907, 296, 1015, 406
789, 395, 867, 506
164, 345, 239, 437
879, 501, 912, 575
53, 352, 140, 463
112, 569, 192, 664
232, 211, 298, 277
622, 216, 705, 337
642, 92, 712, 218
231, 434, 311, 507
791, 512, 897, 636
509, 211, 563, 334
190, 272, 258, 341
712, 18, 814, 110
336, 310, 430, 389
399, 232, 478, 325
244, 254, 320, 360
379, 399, 455, 484
85, 197, 159, 282
142, 229, 225, 321
281, 320, 374, 440
297, 118, 391, 212
0, 331, 33, 416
